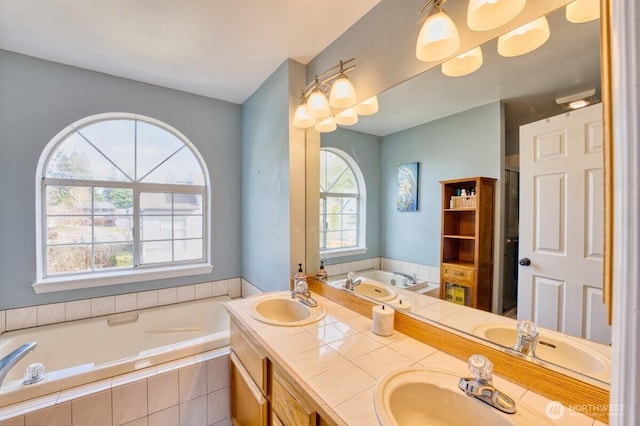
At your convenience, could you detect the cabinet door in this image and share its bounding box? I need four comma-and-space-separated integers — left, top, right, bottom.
230, 352, 268, 426
271, 368, 317, 426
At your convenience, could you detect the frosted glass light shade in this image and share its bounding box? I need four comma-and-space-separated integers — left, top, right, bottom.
467, 0, 526, 31
306, 89, 331, 119
329, 75, 358, 109
315, 116, 337, 133
566, 0, 600, 23
355, 96, 379, 115
497, 16, 550, 57
442, 46, 483, 77
293, 104, 316, 128
335, 108, 359, 126
416, 9, 460, 62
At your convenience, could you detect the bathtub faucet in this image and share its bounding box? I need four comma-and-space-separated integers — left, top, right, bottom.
344, 272, 362, 290
393, 271, 417, 285
0, 342, 37, 387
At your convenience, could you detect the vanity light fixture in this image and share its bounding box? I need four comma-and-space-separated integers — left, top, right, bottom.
566, 0, 600, 23
416, 0, 460, 62
467, 0, 526, 32
555, 88, 598, 110
441, 46, 483, 77
293, 58, 378, 132
497, 16, 550, 57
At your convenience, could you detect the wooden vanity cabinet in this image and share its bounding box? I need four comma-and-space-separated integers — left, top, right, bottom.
230, 318, 334, 426
439, 177, 496, 311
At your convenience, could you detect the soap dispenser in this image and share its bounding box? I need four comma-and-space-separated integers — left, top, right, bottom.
294, 263, 307, 287
315, 261, 328, 282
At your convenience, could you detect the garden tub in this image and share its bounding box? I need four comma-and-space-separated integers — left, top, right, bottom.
0, 296, 230, 407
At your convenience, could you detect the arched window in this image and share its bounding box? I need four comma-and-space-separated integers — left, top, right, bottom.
34, 113, 212, 293
319, 148, 367, 257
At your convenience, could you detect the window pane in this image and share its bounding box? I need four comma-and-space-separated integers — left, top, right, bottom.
141, 147, 204, 185
77, 119, 135, 180
174, 216, 202, 239
174, 193, 203, 214
140, 193, 173, 213
46, 217, 92, 244
99, 187, 133, 210
136, 121, 185, 180
140, 241, 173, 264
174, 239, 203, 261
47, 245, 91, 275
93, 216, 133, 243
46, 186, 92, 215
94, 243, 133, 269
141, 216, 172, 241
325, 231, 343, 250
341, 214, 358, 231
325, 214, 341, 232
341, 230, 357, 247
46, 132, 130, 181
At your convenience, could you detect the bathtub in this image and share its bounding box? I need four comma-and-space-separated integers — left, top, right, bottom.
0, 296, 230, 407
354, 269, 438, 293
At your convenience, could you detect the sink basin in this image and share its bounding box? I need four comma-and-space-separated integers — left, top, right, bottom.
472, 324, 611, 381
248, 295, 326, 326
374, 368, 543, 426
354, 281, 396, 301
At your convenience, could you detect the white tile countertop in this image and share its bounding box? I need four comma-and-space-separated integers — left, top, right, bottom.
225, 292, 607, 426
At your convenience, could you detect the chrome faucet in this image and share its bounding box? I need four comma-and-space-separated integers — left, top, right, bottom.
344, 271, 362, 290
513, 320, 539, 356
292, 265, 318, 307
393, 271, 417, 285
458, 354, 517, 414
0, 342, 37, 387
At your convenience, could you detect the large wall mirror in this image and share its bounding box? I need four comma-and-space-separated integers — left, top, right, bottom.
306, 5, 610, 387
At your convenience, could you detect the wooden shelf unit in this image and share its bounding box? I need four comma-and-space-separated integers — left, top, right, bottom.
439, 177, 496, 311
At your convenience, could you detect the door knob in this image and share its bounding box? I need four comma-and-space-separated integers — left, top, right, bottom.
519, 258, 531, 266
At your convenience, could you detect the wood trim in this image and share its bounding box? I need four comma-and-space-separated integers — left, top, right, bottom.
308, 278, 610, 422
601, 0, 614, 325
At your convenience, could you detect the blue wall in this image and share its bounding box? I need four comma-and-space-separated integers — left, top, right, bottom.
241, 60, 301, 292
0, 50, 242, 309
381, 102, 503, 266
320, 128, 382, 264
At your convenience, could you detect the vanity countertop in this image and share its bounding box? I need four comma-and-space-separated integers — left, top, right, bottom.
226, 291, 606, 426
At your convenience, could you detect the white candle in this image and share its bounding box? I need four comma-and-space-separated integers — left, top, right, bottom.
372, 305, 394, 336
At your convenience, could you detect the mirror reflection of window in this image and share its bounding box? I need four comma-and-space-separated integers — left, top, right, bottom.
319, 148, 366, 256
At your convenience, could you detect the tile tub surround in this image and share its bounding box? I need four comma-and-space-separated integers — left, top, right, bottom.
226, 293, 603, 425
0, 278, 242, 333
0, 349, 231, 426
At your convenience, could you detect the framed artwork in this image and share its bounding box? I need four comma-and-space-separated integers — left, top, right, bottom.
397, 162, 419, 211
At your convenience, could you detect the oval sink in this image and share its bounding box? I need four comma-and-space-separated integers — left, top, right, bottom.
472, 324, 610, 381
374, 368, 544, 426
354, 281, 396, 301
373, 367, 544, 426
249, 295, 326, 326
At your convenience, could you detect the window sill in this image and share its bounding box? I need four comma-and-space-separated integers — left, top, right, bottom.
32, 263, 214, 294
320, 247, 368, 259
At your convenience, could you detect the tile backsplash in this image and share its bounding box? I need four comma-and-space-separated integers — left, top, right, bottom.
0, 278, 242, 334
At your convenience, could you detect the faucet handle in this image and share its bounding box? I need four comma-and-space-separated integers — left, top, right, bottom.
517, 320, 538, 338
467, 354, 493, 382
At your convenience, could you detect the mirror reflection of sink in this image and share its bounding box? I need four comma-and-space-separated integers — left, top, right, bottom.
374, 368, 544, 426
248, 295, 326, 326
353, 281, 396, 301
472, 324, 611, 381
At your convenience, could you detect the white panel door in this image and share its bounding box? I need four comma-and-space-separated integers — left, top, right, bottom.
519, 103, 611, 343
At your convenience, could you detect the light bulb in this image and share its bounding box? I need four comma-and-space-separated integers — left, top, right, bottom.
335, 108, 359, 126
315, 116, 337, 133
497, 16, 550, 57
416, 9, 460, 62
566, 0, 600, 23
355, 96, 379, 115
306, 89, 330, 119
441, 46, 483, 77
329, 75, 358, 109
467, 0, 526, 31
293, 104, 316, 128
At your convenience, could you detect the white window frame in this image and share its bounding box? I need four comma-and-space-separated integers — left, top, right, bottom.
319, 147, 367, 259
33, 112, 212, 294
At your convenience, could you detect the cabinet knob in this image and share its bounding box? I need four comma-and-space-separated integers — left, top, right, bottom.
519, 258, 531, 266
